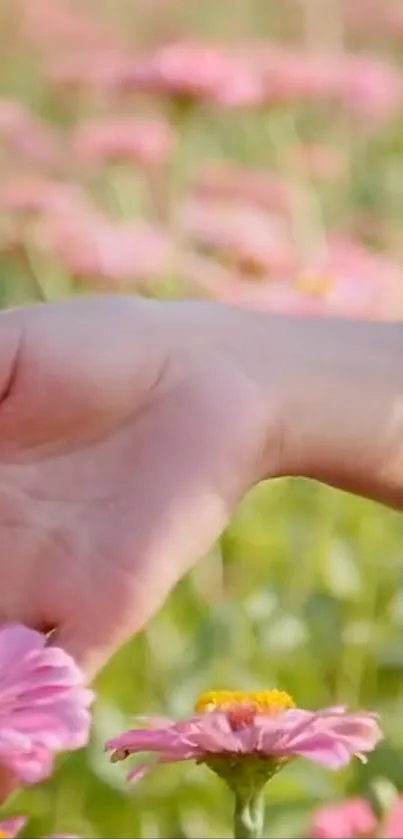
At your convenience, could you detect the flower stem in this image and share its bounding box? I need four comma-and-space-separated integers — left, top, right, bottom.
233, 793, 265, 839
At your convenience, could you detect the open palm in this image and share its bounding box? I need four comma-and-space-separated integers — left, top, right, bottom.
0, 296, 277, 678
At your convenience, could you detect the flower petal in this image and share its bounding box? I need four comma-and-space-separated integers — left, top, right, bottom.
309, 799, 376, 839
0, 624, 93, 786
383, 796, 403, 839
0, 816, 27, 838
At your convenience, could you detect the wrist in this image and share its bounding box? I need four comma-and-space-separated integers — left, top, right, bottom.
236, 309, 403, 508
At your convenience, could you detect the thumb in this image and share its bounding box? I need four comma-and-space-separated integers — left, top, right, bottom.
47, 610, 145, 683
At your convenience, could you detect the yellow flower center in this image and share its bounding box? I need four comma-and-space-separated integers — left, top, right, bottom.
0, 832, 8, 838
295, 274, 333, 297
195, 689, 295, 716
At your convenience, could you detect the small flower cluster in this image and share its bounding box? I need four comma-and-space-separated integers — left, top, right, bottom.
0, 0, 402, 320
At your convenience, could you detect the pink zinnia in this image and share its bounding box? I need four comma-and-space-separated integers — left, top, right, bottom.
0, 624, 93, 786
339, 56, 403, 124
39, 210, 174, 289
0, 99, 60, 170
310, 796, 403, 838
116, 41, 264, 108
192, 162, 292, 216
106, 689, 382, 788
181, 198, 294, 277
71, 116, 175, 168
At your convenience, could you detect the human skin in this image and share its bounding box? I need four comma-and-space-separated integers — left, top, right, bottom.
0, 295, 401, 684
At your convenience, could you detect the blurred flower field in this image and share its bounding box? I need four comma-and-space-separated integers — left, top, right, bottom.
3, 0, 403, 835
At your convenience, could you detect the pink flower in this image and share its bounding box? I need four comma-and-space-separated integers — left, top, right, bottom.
310, 796, 403, 838
0, 176, 90, 217
192, 162, 292, 216
0, 100, 60, 170
39, 210, 175, 289
297, 235, 403, 320
219, 277, 328, 317
310, 799, 377, 838
106, 689, 382, 786
181, 198, 294, 277
254, 47, 343, 104
116, 41, 264, 108
248, 45, 403, 123
0, 817, 27, 838
0, 624, 93, 786
340, 56, 403, 123
71, 116, 175, 168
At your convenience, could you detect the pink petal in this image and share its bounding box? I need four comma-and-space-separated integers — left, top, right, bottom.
0, 817, 27, 838
285, 735, 354, 769
0, 624, 93, 785
258, 708, 381, 769
0, 626, 45, 676
106, 726, 181, 753
309, 799, 376, 839
383, 797, 403, 839
184, 713, 243, 754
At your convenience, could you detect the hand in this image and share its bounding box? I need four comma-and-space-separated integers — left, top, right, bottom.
0, 295, 402, 684
0, 296, 282, 679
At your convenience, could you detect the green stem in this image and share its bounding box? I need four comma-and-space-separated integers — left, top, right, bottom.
233, 793, 265, 839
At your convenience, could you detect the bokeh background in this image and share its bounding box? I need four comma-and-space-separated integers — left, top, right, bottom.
2, 0, 403, 835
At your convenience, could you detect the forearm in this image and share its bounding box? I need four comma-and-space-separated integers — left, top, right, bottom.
257, 314, 403, 509
169, 299, 403, 508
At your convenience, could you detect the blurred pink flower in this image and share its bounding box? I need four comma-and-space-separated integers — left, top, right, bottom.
0, 177, 93, 257
208, 232, 403, 321
301, 235, 403, 320
193, 162, 293, 216
218, 277, 328, 317
116, 41, 264, 107
106, 689, 382, 785
179, 253, 244, 299
340, 56, 403, 123
0, 176, 90, 217
0, 99, 60, 170
310, 796, 403, 838
40, 210, 175, 289
0, 817, 27, 838
181, 198, 294, 276
71, 116, 175, 168
251, 45, 403, 122
0, 624, 93, 786
254, 46, 343, 103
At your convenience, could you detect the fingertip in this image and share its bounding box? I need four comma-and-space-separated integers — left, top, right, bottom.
47, 625, 112, 684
